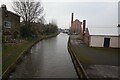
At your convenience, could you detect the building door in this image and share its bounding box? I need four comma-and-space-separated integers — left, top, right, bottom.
104, 38, 110, 47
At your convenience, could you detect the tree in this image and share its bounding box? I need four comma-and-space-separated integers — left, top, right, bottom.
43, 23, 58, 35
12, 0, 44, 37
12, 0, 44, 24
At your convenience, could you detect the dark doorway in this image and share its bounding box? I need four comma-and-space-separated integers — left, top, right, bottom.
104, 38, 110, 47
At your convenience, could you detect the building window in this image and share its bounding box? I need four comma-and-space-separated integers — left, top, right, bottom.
4, 21, 11, 28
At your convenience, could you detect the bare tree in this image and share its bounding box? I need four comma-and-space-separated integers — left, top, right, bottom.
12, 0, 44, 25
12, 0, 44, 37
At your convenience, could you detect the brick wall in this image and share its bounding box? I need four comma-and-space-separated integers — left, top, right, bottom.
71, 19, 82, 34
84, 28, 90, 46
2, 7, 20, 36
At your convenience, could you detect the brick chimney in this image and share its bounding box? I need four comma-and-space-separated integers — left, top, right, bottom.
83, 20, 86, 40
83, 20, 86, 34
70, 13, 74, 34
71, 13, 74, 26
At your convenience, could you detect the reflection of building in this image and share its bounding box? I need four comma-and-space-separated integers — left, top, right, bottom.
85, 27, 120, 48
0, 4, 20, 42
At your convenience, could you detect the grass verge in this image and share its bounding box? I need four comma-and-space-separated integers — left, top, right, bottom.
2, 40, 36, 74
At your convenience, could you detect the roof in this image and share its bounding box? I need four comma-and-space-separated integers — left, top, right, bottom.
7, 11, 20, 17
88, 26, 120, 36
0, 5, 20, 17
75, 19, 80, 21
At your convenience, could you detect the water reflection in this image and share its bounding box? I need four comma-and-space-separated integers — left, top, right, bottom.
9, 33, 78, 78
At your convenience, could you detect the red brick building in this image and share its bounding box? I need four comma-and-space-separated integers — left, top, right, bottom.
70, 13, 86, 40
71, 19, 82, 35
1, 4, 20, 42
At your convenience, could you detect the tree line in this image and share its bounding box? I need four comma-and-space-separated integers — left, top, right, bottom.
12, 0, 58, 39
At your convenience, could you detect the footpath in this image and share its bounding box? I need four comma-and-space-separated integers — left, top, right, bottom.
68, 35, 119, 79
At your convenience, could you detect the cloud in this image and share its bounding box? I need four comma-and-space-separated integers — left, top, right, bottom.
0, 1, 118, 28
43, 2, 118, 28
42, 0, 119, 2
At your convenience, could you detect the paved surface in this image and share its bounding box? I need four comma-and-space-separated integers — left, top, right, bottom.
70, 35, 119, 78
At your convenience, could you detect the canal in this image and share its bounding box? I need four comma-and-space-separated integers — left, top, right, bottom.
9, 33, 78, 78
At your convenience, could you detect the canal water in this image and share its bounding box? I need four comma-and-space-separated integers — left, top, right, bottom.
9, 33, 78, 78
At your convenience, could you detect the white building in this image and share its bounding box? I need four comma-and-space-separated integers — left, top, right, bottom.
85, 27, 120, 48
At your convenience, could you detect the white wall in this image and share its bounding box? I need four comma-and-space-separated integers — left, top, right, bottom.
90, 36, 104, 47
90, 35, 120, 48
110, 37, 120, 48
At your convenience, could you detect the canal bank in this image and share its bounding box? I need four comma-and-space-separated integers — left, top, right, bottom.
2, 33, 59, 79
68, 37, 88, 79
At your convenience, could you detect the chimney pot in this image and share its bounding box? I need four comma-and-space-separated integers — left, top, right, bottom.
1, 4, 7, 10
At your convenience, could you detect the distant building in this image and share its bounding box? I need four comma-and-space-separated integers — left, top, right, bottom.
85, 27, 120, 48
70, 13, 120, 48
71, 19, 82, 34
70, 13, 82, 35
0, 4, 20, 42
70, 13, 83, 40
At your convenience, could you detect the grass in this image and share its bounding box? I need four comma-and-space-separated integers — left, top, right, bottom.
70, 40, 119, 66
0, 51, 1, 57
2, 39, 36, 74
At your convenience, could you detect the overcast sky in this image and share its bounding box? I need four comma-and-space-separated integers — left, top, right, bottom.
0, 0, 119, 29
118, 1, 120, 24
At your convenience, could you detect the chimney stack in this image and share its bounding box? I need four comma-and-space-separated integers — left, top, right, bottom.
82, 20, 86, 41
70, 13, 74, 34
83, 20, 86, 34
71, 13, 74, 26
1, 4, 7, 10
